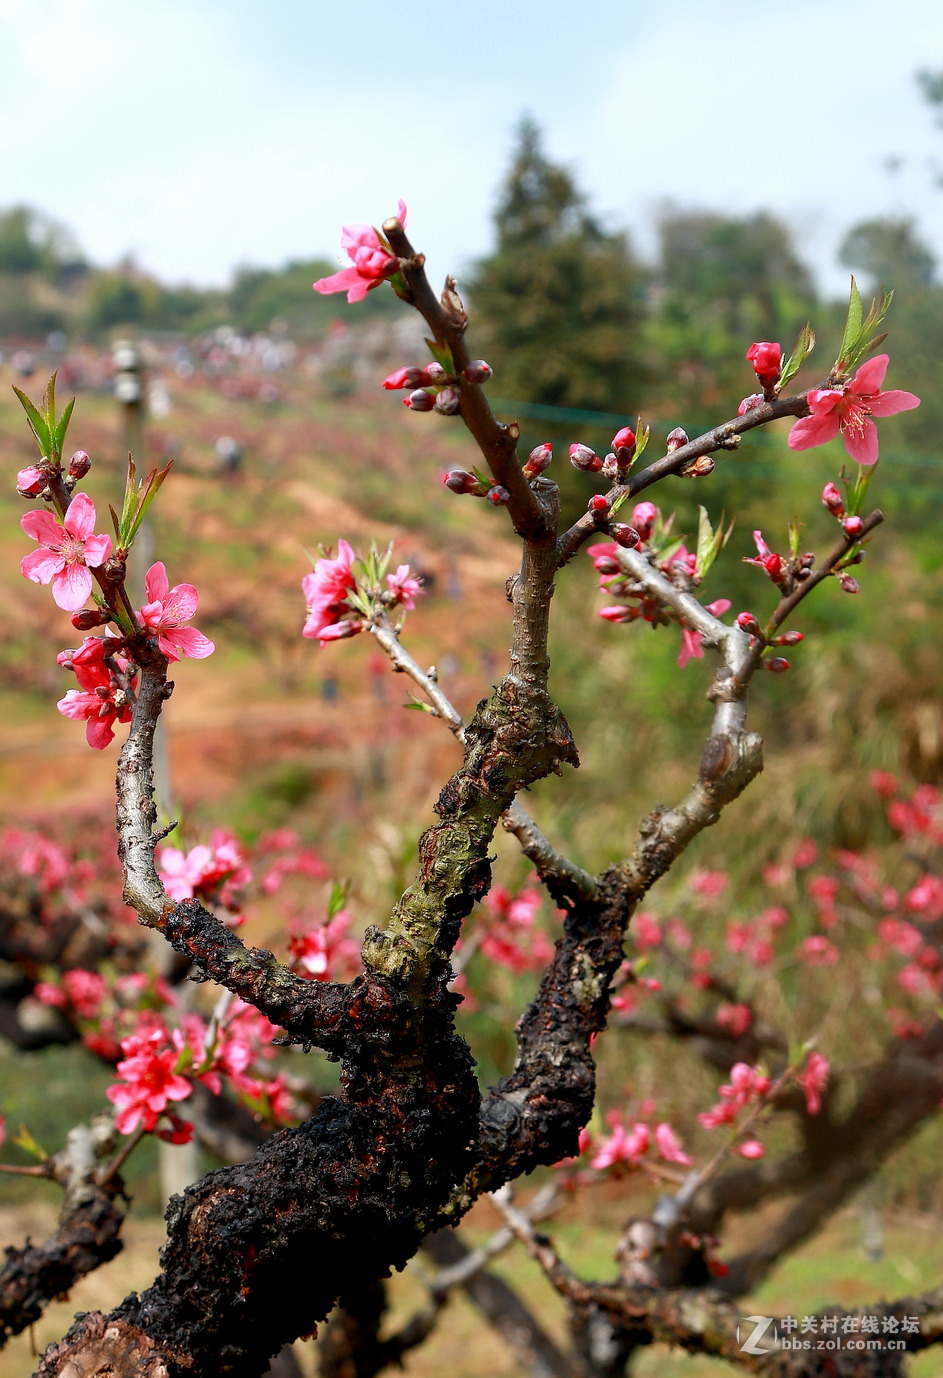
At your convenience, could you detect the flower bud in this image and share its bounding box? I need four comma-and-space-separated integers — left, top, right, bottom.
383, 366, 422, 391
462, 359, 492, 385
16, 465, 46, 497
666, 427, 688, 451
433, 387, 460, 415
746, 341, 782, 387
632, 501, 658, 541
569, 442, 602, 472
736, 612, 762, 635
737, 393, 763, 416
821, 481, 844, 517
68, 450, 92, 480
842, 515, 864, 539
420, 362, 447, 385
611, 524, 640, 548
763, 657, 789, 673
71, 609, 108, 630
681, 456, 715, 477
611, 426, 636, 463
487, 485, 510, 505
839, 575, 860, 594
404, 389, 435, 412
443, 469, 485, 495
774, 630, 804, 645
523, 442, 552, 478
594, 555, 621, 574
588, 494, 610, 517
601, 454, 619, 480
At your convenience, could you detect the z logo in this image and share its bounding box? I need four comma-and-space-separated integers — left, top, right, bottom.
737, 1315, 779, 1355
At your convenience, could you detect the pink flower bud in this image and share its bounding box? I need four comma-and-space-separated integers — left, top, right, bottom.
839, 575, 860, 594
598, 605, 633, 623
737, 393, 764, 416
821, 482, 845, 517
763, 657, 789, 673
612, 425, 636, 457
632, 501, 658, 541
601, 454, 619, 480
594, 555, 620, 574
487, 485, 510, 506
746, 341, 782, 386
71, 609, 108, 630
736, 612, 761, 634
774, 630, 804, 645
16, 465, 46, 497
569, 443, 602, 472
68, 450, 92, 480
611, 524, 641, 549
383, 366, 423, 390
666, 427, 688, 451
433, 387, 460, 415
737, 1139, 766, 1159
443, 469, 485, 495
842, 516, 864, 539
462, 359, 492, 384
588, 495, 610, 516
420, 363, 447, 385
523, 443, 552, 478
404, 389, 435, 412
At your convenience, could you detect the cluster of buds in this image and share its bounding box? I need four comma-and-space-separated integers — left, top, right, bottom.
569, 424, 644, 484
17, 449, 92, 501
302, 541, 423, 645
56, 635, 137, 750
383, 358, 492, 418
822, 481, 865, 545
442, 469, 510, 506
746, 341, 782, 391
743, 530, 816, 598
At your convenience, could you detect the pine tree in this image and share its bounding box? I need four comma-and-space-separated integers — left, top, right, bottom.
468, 118, 648, 414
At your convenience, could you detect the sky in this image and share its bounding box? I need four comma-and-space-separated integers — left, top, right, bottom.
1, 0, 940, 297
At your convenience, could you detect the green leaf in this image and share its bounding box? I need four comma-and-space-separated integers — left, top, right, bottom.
778, 323, 815, 391
12, 1123, 47, 1162
424, 337, 454, 375
695, 507, 732, 579
405, 699, 437, 714
837, 277, 862, 370
327, 879, 350, 920
788, 518, 802, 559
12, 385, 51, 456
53, 395, 75, 455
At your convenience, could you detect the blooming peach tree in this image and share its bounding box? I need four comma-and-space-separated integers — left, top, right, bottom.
2, 205, 939, 1378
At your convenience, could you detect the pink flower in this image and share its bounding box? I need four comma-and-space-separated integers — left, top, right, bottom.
313, 201, 407, 303
743, 531, 784, 584
591, 1122, 650, 1171
654, 1122, 693, 1165
105, 1022, 193, 1134
632, 502, 658, 541
797, 1051, 829, 1116
17, 465, 46, 496
157, 830, 250, 912
386, 564, 422, 609
737, 1139, 766, 1159
138, 562, 214, 662
57, 637, 133, 750
787, 355, 920, 466
20, 492, 112, 611
302, 540, 359, 643
289, 911, 361, 982
716, 1003, 753, 1039
797, 935, 840, 967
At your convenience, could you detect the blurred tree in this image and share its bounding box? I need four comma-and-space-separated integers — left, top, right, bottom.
468, 118, 648, 413
646, 208, 816, 419
840, 217, 936, 289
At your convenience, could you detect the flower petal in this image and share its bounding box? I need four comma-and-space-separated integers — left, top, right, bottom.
52, 561, 93, 611
313, 267, 363, 296
340, 222, 379, 254
63, 492, 96, 542
21, 547, 65, 585
84, 533, 112, 568
164, 626, 215, 660
57, 689, 99, 721
787, 413, 841, 451
145, 562, 170, 603
866, 389, 921, 417
21, 509, 64, 545
86, 714, 117, 750
164, 583, 199, 623
842, 417, 879, 466
849, 354, 889, 395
